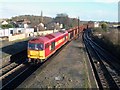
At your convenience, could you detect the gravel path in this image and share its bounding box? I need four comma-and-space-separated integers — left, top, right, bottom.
17, 35, 96, 88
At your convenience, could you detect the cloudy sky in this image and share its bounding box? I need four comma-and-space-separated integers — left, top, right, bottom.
0, 0, 119, 22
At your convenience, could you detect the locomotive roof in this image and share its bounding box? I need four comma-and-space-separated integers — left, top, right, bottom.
29, 36, 50, 43
29, 31, 67, 44
50, 32, 64, 37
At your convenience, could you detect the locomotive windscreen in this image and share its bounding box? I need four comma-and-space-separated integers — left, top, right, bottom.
28, 43, 44, 50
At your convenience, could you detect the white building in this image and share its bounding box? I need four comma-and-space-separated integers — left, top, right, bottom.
24, 23, 29, 28
60, 24, 63, 28
0, 28, 34, 37
1, 21, 8, 25
94, 22, 99, 27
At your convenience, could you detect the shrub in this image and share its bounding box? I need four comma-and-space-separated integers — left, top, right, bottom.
1, 24, 14, 29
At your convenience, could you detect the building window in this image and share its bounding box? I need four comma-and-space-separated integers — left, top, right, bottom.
10, 30, 13, 34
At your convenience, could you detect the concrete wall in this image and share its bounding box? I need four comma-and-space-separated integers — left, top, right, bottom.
9, 34, 26, 41
0, 28, 34, 37
0, 29, 10, 37
27, 30, 59, 37
37, 30, 58, 36
8, 30, 59, 41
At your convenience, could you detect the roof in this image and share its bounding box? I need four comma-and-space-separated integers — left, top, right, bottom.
2, 21, 8, 25
29, 36, 50, 43
50, 32, 63, 37
45, 31, 67, 40
29, 31, 68, 44
45, 34, 55, 39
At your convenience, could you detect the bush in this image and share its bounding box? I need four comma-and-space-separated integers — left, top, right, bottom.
100, 22, 108, 32
1, 24, 14, 29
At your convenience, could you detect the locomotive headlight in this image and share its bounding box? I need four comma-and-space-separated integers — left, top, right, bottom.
35, 47, 38, 50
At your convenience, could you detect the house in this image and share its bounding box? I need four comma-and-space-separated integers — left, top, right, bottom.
88, 21, 94, 28
88, 21, 100, 28
59, 23, 63, 29
37, 23, 45, 31
15, 19, 31, 28
94, 22, 99, 27
10, 21, 19, 28
1, 20, 8, 25
46, 22, 61, 30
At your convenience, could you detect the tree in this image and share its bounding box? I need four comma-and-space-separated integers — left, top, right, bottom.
1, 24, 14, 29
101, 22, 108, 31
54, 13, 70, 29
69, 18, 79, 28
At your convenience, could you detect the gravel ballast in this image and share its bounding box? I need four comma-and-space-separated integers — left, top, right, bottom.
17, 36, 96, 88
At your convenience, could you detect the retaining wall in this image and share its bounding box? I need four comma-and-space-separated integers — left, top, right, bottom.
8, 30, 59, 41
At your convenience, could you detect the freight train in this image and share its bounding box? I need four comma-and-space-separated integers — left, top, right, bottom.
27, 25, 86, 64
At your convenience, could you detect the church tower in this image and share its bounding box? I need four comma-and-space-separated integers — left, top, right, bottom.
40, 11, 43, 23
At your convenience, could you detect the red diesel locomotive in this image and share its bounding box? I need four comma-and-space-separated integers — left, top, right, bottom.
27, 26, 84, 63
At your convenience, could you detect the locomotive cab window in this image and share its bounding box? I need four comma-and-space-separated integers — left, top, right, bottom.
28, 43, 35, 50
28, 43, 44, 50
37, 43, 44, 50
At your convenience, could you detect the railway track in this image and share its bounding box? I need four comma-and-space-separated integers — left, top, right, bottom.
0, 49, 28, 89
83, 29, 120, 89
1, 40, 70, 89
1, 50, 27, 69
0, 62, 11, 70
0, 62, 21, 76
1, 60, 29, 89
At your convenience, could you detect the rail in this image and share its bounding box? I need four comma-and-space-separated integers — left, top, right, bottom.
83, 29, 120, 89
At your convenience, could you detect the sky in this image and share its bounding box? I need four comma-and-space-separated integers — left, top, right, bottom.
0, 0, 119, 22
